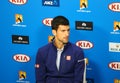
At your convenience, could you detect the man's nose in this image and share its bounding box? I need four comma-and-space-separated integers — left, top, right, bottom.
66, 31, 70, 36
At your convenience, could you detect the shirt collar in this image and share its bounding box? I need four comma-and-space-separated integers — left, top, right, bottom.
51, 41, 71, 51
57, 47, 64, 51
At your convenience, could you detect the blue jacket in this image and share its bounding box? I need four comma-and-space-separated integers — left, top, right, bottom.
35, 42, 85, 83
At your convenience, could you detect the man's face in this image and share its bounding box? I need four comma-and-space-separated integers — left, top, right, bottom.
53, 25, 70, 44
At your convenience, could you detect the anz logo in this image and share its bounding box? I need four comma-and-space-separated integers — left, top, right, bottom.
42, 0, 59, 6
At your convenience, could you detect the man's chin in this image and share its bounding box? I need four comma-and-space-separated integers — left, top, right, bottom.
63, 41, 68, 44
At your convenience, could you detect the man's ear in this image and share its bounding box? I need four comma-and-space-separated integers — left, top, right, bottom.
52, 30, 56, 36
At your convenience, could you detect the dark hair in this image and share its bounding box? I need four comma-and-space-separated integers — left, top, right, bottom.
51, 16, 69, 30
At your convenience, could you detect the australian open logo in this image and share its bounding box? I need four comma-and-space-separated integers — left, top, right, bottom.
16, 71, 30, 83
110, 21, 120, 34
42, 0, 59, 6
12, 14, 26, 27
77, 0, 91, 13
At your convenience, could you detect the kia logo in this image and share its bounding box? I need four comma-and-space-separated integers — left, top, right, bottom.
76, 40, 93, 49
43, 18, 53, 26
109, 62, 120, 70
108, 2, 120, 12
9, 0, 27, 5
13, 54, 30, 62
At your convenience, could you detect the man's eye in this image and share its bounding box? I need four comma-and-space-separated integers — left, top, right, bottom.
61, 30, 65, 32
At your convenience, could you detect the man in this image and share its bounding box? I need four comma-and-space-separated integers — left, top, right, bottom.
35, 16, 85, 83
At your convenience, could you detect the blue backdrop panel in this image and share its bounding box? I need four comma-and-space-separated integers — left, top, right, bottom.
0, 0, 120, 83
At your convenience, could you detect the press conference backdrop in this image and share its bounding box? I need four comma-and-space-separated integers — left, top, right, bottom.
0, 0, 120, 83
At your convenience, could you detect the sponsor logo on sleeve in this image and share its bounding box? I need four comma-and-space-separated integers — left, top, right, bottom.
35, 64, 40, 68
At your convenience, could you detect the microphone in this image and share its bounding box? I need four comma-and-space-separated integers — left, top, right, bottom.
78, 58, 88, 83
78, 58, 86, 62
